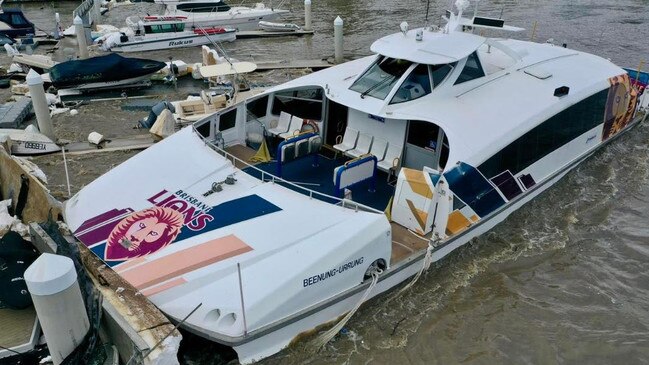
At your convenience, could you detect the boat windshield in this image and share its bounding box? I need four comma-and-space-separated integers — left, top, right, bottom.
350, 56, 412, 100
390, 62, 456, 104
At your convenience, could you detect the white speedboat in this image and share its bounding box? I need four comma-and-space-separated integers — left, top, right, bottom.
0, 126, 60, 155
258, 21, 300, 32
151, 0, 289, 31
113, 18, 236, 53
63, 2, 648, 364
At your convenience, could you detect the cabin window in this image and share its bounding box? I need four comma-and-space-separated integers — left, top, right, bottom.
246, 95, 269, 119
195, 121, 211, 138
478, 88, 609, 178
431, 63, 456, 87
219, 108, 237, 131
390, 64, 432, 104
350, 56, 413, 100
178, 2, 231, 12
454, 52, 485, 85
271, 87, 323, 120
11, 14, 28, 26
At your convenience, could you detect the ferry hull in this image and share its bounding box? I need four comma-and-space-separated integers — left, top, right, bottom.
179, 115, 644, 364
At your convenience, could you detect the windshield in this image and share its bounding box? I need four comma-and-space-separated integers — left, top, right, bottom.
350, 56, 412, 100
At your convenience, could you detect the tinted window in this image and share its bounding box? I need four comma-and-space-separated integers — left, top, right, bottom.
246, 95, 269, 119
350, 56, 413, 100
391, 64, 432, 104
219, 108, 237, 131
478, 89, 609, 178
178, 2, 231, 12
271, 88, 323, 120
11, 14, 28, 26
196, 121, 211, 137
431, 63, 456, 87
454, 52, 485, 85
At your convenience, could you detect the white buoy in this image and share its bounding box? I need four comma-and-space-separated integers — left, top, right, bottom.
73, 16, 89, 59
26, 69, 56, 142
334, 16, 343, 64
24, 253, 90, 365
304, 0, 312, 31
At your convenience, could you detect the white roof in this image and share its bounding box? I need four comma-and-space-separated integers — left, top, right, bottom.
370, 30, 486, 64
267, 36, 624, 169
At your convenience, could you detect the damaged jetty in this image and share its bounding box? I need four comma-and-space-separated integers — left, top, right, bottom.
0, 147, 182, 364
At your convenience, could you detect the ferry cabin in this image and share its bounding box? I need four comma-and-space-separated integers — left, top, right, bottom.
196, 27, 642, 246
63, 19, 646, 364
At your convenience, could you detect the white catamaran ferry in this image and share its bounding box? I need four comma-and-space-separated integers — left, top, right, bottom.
63, 2, 649, 363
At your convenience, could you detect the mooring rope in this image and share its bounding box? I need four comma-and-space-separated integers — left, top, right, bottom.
395, 243, 434, 296
312, 269, 382, 351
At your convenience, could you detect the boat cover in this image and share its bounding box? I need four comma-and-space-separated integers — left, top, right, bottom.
49, 54, 166, 88
0, 232, 38, 309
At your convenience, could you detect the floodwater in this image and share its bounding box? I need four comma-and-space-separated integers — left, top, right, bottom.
13, 0, 649, 364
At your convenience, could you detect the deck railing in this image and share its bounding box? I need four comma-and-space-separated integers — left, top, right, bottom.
194, 127, 383, 214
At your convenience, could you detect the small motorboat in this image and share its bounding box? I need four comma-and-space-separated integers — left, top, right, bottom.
47, 53, 166, 92
0, 125, 61, 155
258, 21, 301, 32
113, 17, 236, 53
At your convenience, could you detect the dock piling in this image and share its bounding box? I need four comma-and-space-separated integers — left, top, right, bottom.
24, 254, 90, 365
334, 16, 344, 64
304, 0, 312, 31
26, 69, 56, 142
74, 16, 89, 59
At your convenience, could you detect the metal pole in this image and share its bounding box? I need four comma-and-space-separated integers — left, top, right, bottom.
237, 263, 248, 335
334, 16, 343, 64
61, 144, 71, 197
304, 0, 312, 31
74, 16, 89, 59
26, 70, 56, 142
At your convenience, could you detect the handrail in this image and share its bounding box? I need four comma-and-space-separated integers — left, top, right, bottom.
193, 126, 382, 214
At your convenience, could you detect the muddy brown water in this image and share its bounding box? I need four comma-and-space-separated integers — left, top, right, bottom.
9, 0, 649, 364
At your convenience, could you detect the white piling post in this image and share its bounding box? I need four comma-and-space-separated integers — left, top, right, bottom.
334, 16, 343, 64
26, 69, 56, 142
304, 0, 312, 31
24, 254, 90, 365
54, 13, 61, 39
74, 15, 89, 59
93, 0, 102, 30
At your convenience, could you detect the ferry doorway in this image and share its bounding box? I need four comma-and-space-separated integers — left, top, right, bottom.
403, 120, 449, 171
324, 100, 349, 147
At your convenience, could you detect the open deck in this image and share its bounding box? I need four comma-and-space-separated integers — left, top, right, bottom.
223, 142, 430, 265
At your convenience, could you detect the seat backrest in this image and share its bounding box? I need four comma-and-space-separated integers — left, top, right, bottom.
370, 138, 388, 159
277, 111, 291, 130
384, 144, 403, 167
288, 116, 304, 135
356, 133, 373, 152
342, 127, 358, 145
